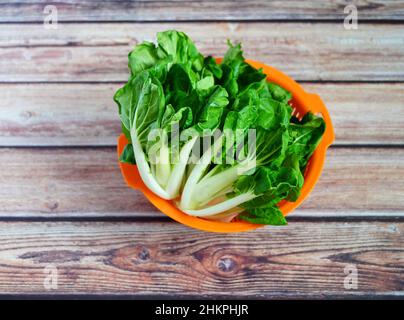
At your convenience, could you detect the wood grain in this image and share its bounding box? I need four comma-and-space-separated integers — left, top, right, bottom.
1, 23, 403, 82
0, 221, 402, 296
0, 148, 155, 218
1, 0, 403, 22
0, 0, 402, 300
1, 83, 403, 146
0, 147, 403, 218
302, 83, 404, 145
0, 83, 121, 146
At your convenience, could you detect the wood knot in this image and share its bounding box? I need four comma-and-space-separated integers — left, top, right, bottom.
217, 257, 237, 273
138, 248, 150, 261
45, 201, 59, 211
109, 245, 154, 271
20, 110, 35, 120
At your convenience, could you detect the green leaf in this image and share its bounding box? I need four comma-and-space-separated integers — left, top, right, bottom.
114, 79, 134, 132
119, 143, 136, 165
165, 64, 192, 94
220, 41, 245, 97
194, 86, 229, 132
237, 65, 266, 91
133, 73, 166, 145
162, 105, 193, 132
115, 71, 165, 147
223, 111, 238, 131
267, 82, 292, 103
220, 41, 265, 98
287, 112, 326, 169
222, 41, 244, 69
239, 206, 287, 225
204, 56, 223, 79
128, 42, 160, 77
157, 30, 204, 72
161, 104, 176, 128
196, 75, 215, 96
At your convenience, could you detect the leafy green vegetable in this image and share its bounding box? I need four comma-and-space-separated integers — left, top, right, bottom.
119, 143, 136, 165
115, 30, 326, 225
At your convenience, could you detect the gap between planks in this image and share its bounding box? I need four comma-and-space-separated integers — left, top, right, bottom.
0, 213, 402, 223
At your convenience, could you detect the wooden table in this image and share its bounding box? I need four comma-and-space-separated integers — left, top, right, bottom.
0, 1, 403, 299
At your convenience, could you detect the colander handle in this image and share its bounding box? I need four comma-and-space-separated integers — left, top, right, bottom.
305, 93, 335, 148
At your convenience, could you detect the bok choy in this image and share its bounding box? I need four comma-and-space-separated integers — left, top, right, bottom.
115, 30, 325, 225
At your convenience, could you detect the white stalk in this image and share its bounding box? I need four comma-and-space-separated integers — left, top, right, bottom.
180, 135, 224, 210
155, 141, 171, 188
131, 128, 172, 200
192, 160, 254, 206
203, 207, 244, 222
181, 192, 256, 217
165, 136, 198, 198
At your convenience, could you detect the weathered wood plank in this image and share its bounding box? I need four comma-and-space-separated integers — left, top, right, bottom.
1, 83, 403, 146
0, 221, 402, 296
0, 83, 120, 146
0, 148, 155, 217
1, 0, 404, 22
303, 83, 404, 145
0, 23, 403, 81
0, 148, 403, 218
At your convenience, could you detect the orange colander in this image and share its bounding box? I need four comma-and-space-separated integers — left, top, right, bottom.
117, 59, 335, 232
